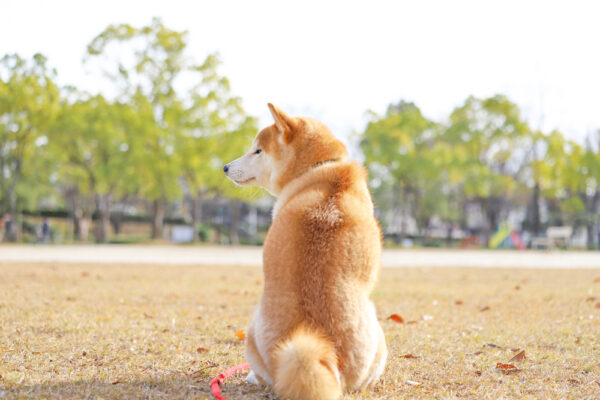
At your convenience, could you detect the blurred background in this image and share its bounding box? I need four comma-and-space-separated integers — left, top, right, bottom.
1, 0, 599, 250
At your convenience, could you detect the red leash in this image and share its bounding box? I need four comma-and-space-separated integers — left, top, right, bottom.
210, 362, 251, 400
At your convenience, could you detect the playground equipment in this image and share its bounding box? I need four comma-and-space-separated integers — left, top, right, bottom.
489, 224, 526, 250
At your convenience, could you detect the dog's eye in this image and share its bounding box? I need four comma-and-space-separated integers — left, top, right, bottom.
254, 149, 262, 155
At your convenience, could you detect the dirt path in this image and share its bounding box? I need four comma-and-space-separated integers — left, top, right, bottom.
1, 244, 600, 268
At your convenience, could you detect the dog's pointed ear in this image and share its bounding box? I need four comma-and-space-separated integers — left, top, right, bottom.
268, 103, 296, 142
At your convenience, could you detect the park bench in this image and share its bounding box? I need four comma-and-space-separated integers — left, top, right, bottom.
531, 226, 573, 249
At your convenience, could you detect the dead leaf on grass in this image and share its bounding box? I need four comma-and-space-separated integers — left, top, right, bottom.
196, 347, 207, 353
81, 272, 89, 277
509, 350, 526, 362
388, 314, 404, 323
455, 300, 463, 305
514, 285, 521, 290
403, 354, 418, 359
474, 370, 482, 376
484, 343, 501, 349
406, 320, 418, 324
479, 306, 490, 312
112, 380, 121, 385
472, 351, 483, 355
593, 277, 600, 283
235, 330, 245, 340
595, 301, 600, 308
496, 362, 518, 375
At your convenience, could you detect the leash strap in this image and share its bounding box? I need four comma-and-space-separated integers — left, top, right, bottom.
210, 362, 251, 400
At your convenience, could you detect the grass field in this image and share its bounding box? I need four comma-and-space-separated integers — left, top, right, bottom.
1, 263, 599, 399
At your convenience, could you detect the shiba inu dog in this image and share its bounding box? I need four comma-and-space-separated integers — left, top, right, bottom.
224, 104, 387, 400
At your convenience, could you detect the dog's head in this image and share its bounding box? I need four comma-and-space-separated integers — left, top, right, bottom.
224, 103, 348, 195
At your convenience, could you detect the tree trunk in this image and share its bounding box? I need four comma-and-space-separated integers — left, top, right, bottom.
532, 183, 541, 235
192, 190, 203, 243
7, 159, 21, 241
94, 194, 111, 243
586, 192, 600, 249
151, 199, 165, 240
74, 206, 90, 243
229, 199, 240, 245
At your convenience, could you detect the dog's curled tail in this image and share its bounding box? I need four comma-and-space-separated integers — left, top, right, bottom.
273, 326, 341, 400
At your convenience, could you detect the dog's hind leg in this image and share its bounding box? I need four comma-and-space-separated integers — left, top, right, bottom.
245, 316, 272, 386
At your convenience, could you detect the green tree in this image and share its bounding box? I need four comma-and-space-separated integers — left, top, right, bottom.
0, 53, 59, 240
443, 95, 529, 242
86, 18, 256, 240
360, 101, 441, 240
174, 55, 259, 243
48, 94, 134, 242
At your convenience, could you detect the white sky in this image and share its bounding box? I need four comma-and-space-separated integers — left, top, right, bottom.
2, 0, 600, 146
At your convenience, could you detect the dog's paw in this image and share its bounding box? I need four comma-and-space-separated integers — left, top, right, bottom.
246, 370, 261, 386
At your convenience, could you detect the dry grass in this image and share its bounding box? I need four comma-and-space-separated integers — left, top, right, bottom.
0, 262, 599, 399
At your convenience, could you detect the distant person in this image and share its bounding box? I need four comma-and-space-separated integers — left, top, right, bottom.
41, 218, 51, 243
4, 214, 13, 242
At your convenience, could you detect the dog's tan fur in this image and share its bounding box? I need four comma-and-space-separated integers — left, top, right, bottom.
224, 104, 387, 399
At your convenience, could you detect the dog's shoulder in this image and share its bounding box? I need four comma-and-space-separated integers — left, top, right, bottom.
274, 161, 371, 227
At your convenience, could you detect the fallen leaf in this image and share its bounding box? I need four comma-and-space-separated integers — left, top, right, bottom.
82, 351, 87, 356
112, 380, 121, 385
509, 350, 526, 362
514, 285, 521, 290
484, 343, 500, 348
455, 300, 463, 305
196, 347, 207, 353
403, 354, 417, 359
472, 351, 483, 355
594, 277, 600, 283
406, 380, 421, 386
496, 362, 518, 375
479, 306, 490, 312
567, 378, 580, 385
596, 302, 600, 309
474, 370, 482, 376
406, 320, 418, 324
81, 272, 89, 277
388, 314, 404, 323
235, 330, 245, 340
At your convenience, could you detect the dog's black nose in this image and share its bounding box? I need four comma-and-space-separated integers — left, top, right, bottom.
223, 164, 229, 173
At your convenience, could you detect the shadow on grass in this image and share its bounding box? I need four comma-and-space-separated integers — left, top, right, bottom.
2, 375, 275, 400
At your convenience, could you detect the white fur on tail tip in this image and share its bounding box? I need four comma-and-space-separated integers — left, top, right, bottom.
246, 370, 260, 386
